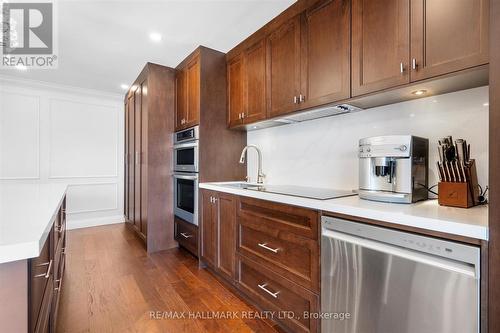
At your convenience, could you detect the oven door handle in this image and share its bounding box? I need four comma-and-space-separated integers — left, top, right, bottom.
174, 142, 198, 149
173, 174, 199, 180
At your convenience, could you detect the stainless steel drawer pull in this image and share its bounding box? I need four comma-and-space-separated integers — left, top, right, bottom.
258, 243, 279, 253
400, 62, 404, 74
258, 283, 280, 298
180, 232, 192, 239
35, 259, 53, 279
55, 278, 62, 291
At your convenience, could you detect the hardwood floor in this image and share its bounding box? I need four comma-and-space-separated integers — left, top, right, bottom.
57, 223, 281, 333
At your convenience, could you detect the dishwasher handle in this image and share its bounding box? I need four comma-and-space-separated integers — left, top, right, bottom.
323, 228, 478, 279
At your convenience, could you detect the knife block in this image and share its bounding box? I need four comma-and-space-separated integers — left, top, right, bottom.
438, 159, 479, 208
438, 182, 474, 208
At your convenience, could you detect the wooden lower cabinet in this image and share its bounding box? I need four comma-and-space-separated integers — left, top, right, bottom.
200, 190, 320, 333
237, 255, 319, 333
200, 190, 237, 281
174, 217, 198, 257
28, 195, 66, 333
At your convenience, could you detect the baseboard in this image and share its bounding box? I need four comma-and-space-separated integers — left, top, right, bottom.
67, 215, 125, 230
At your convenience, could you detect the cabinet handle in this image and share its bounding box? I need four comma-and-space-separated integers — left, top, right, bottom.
55, 278, 62, 291
180, 232, 192, 239
238, 113, 242, 120
400, 62, 405, 74
293, 96, 298, 104
258, 283, 280, 298
35, 259, 53, 279
299, 94, 305, 103
258, 243, 279, 253
412, 58, 418, 70
135, 152, 139, 165
242, 113, 246, 119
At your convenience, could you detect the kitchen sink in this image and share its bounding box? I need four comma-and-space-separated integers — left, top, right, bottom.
217, 182, 264, 190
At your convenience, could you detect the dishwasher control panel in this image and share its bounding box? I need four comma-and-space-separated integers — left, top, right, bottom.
321, 216, 480, 269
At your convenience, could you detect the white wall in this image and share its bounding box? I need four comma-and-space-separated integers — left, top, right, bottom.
0, 76, 124, 229
247, 86, 489, 194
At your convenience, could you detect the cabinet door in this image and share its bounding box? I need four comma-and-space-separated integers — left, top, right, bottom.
216, 193, 236, 280
244, 39, 267, 124
127, 94, 135, 223
267, 15, 302, 118
134, 86, 142, 233
410, 0, 489, 81
227, 54, 245, 128
124, 101, 129, 220
351, 0, 410, 96
301, 0, 351, 108
175, 69, 187, 131
140, 81, 148, 237
186, 56, 201, 128
201, 190, 216, 267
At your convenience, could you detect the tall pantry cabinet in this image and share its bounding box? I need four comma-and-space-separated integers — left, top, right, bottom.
124, 63, 177, 252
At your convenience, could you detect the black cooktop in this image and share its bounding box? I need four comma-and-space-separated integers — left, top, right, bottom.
248, 185, 357, 200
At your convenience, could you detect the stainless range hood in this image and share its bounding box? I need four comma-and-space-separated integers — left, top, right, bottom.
244, 104, 363, 131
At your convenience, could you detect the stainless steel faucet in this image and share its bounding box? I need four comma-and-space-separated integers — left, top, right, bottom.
239, 145, 265, 184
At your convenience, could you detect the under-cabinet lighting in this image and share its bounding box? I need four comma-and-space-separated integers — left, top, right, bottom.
120, 84, 129, 90
412, 89, 427, 96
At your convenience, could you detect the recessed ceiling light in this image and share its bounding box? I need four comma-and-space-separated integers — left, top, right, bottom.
412, 89, 427, 96
16, 64, 27, 71
483, 102, 489, 107
149, 32, 162, 42
120, 84, 129, 90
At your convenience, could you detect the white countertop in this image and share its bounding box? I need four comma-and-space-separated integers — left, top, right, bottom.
200, 182, 488, 241
0, 183, 67, 264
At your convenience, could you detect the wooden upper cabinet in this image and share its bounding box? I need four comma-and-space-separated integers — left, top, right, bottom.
227, 54, 245, 127
175, 55, 200, 131
227, 39, 267, 128
175, 68, 187, 130
300, 0, 351, 108
186, 56, 200, 128
352, 0, 410, 96
410, 0, 489, 81
244, 40, 267, 124
267, 15, 302, 118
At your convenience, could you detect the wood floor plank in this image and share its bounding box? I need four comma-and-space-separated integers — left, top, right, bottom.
56, 223, 280, 333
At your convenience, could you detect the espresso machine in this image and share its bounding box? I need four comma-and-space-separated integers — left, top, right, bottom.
358, 135, 429, 203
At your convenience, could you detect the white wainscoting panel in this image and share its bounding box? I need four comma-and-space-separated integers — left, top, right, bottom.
66, 183, 118, 214
49, 99, 118, 178
0, 75, 124, 229
0, 92, 40, 179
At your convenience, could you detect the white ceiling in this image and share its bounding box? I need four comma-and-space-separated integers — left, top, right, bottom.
0, 0, 295, 94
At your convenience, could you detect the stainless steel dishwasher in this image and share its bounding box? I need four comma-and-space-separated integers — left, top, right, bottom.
321, 216, 480, 333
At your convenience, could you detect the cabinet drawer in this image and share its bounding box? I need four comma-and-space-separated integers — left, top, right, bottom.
174, 217, 198, 257
29, 229, 53, 331
237, 196, 319, 240
238, 223, 319, 292
237, 255, 319, 333
34, 275, 53, 333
